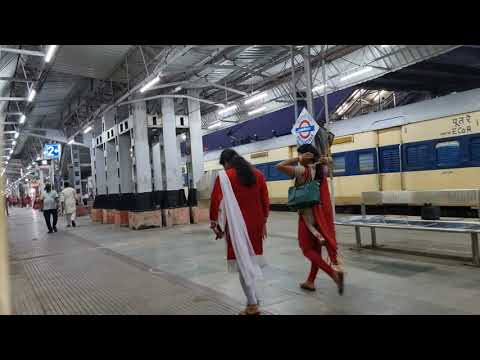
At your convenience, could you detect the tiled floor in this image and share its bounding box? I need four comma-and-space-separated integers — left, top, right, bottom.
7, 207, 480, 314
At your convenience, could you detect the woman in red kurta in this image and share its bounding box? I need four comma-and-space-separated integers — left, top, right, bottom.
210, 149, 270, 315
276, 143, 344, 295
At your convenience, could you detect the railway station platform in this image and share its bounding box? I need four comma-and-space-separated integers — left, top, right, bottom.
8, 207, 480, 315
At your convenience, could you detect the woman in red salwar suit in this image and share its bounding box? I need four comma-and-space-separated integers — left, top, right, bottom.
210, 149, 270, 315
276, 143, 344, 295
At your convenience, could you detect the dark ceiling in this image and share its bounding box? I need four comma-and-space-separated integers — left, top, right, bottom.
361, 46, 480, 95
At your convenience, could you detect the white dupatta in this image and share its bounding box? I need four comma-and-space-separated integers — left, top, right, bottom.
217, 170, 263, 287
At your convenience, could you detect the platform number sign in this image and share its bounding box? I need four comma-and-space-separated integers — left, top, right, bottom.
292, 108, 320, 145
44, 143, 61, 160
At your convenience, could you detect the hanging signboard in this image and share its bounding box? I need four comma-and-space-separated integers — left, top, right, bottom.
291, 108, 320, 146
44, 143, 61, 160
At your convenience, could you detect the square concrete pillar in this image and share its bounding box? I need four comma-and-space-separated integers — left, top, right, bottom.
128, 210, 162, 230
113, 210, 129, 227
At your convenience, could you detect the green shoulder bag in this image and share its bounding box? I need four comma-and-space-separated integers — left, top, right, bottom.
287, 168, 321, 210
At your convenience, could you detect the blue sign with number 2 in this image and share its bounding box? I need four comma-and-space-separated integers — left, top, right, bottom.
44, 144, 61, 159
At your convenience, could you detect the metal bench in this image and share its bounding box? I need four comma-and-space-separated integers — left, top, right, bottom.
334, 190, 480, 266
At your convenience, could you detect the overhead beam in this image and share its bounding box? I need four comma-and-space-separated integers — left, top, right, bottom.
0, 77, 33, 83
0, 47, 45, 57
0, 97, 28, 101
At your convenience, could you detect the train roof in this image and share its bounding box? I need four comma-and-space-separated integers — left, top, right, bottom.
203, 88, 480, 162
330, 87, 480, 137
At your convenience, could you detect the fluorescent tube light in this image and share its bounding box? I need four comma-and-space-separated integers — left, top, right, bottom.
83, 126, 92, 134
244, 93, 267, 105
140, 75, 160, 93
45, 45, 58, 63
19, 114, 26, 124
208, 122, 222, 129
14, 132, 19, 139
218, 105, 237, 116
312, 84, 326, 92
248, 106, 266, 116
68, 139, 74, 145
340, 67, 373, 82
28, 89, 36, 102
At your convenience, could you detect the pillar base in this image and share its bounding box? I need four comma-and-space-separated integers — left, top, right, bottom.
191, 206, 209, 224
128, 210, 162, 230
90, 208, 103, 223
113, 210, 129, 227
76, 206, 90, 217
162, 207, 190, 227
102, 209, 115, 224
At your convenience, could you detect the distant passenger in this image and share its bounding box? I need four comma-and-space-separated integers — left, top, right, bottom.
276, 143, 344, 295
210, 149, 270, 315
40, 183, 59, 233
60, 182, 78, 228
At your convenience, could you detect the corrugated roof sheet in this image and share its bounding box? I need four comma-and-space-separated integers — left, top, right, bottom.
52, 45, 132, 79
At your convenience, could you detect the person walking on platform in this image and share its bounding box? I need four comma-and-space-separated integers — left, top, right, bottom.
40, 183, 59, 233
60, 182, 78, 228
210, 149, 270, 315
276, 144, 344, 295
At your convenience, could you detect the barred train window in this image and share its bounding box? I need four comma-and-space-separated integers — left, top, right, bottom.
406, 144, 429, 168
358, 152, 375, 172
435, 141, 460, 167
333, 156, 346, 174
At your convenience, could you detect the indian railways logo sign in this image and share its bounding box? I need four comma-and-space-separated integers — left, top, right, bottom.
291, 108, 319, 145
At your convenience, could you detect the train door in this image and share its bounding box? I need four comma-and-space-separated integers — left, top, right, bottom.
377, 127, 402, 191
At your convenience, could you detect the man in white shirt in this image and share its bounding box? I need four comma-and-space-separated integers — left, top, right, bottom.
41, 183, 59, 233
60, 182, 78, 228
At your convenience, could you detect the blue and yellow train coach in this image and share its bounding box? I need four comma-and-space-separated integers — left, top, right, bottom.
203, 89, 480, 210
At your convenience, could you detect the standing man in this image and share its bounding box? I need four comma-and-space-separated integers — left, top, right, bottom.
60, 182, 78, 228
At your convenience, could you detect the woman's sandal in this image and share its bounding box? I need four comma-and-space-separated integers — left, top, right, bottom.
300, 282, 316, 292
239, 305, 261, 315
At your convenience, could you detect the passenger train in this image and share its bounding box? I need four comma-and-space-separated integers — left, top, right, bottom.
202, 88, 480, 214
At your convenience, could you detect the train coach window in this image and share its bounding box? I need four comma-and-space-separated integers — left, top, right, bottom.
435, 141, 460, 167
333, 156, 346, 175
406, 144, 429, 169
358, 152, 375, 172
471, 137, 480, 161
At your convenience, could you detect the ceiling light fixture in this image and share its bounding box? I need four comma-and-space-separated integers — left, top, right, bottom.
45, 45, 58, 63
208, 121, 223, 129
312, 84, 326, 92
28, 89, 36, 102
42, 160, 47, 165
140, 75, 160, 93
218, 105, 237, 116
244, 93, 267, 105
173, 86, 182, 93
68, 139, 74, 145
14, 132, 19, 139
340, 67, 373, 82
19, 114, 26, 124
248, 106, 267, 116
83, 126, 93, 134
